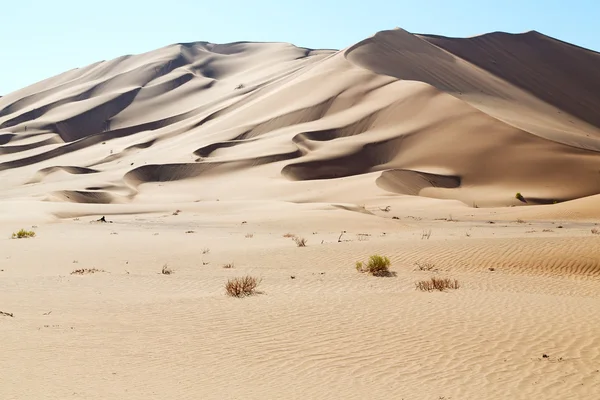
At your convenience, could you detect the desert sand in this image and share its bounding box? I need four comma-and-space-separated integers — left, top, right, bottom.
1, 28, 600, 399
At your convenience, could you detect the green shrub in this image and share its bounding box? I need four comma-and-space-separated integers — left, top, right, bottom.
356, 255, 391, 277
11, 229, 36, 239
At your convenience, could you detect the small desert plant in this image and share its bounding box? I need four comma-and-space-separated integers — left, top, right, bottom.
71, 268, 105, 275
11, 229, 36, 239
225, 276, 261, 297
173, 209, 182, 216
516, 218, 526, 224
415, 261, 436, 271
222, 262, 234, 269
415, 277, 460, 292
515, 192, 526, 203
356, 255, 392, 277
245, 233, 254, 238
202, 248, 210, 254
592, 228, 599, 235
283, 233, 296, 238
357, 233, 370, 241
294, 237, 307, 247
421, 229, 432, 240
161, 264, 173, 275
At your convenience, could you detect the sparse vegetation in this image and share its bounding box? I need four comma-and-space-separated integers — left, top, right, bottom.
592, 228, 599, 235
357, 233, 370, 241
415, 277, 460, 292
173, 209, 182, 216
225, 276, 261, 297
356, 255, 392, 277
202, 248, 210, 254
11, 229, 36, 239
283, 233, 296, 238
245, 233, 254, 238
516, 218, 526, 224
222, 262, 234, 269
294, 237, 307, 247
415, 261, 437, 271
379, 206, 391, 212
71, 268, 105, 275
421, 229, 432, 240
0, 310, 14, 317
515, 192, 526, 203
161, 264, 173, 275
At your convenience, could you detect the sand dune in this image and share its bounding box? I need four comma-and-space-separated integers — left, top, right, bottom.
1, 29, 600, 210
2, 29, 600, 399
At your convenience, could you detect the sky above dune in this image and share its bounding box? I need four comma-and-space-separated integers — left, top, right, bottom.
1, 0, 598, 95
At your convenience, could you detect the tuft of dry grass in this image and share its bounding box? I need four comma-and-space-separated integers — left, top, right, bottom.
294, 237, 307, 247
591, 228, 599, 235
415, 277, 460, 292
222, 262, 234, 269
225, 276, 261, 297
161, 264, 174, 275
1, 310, 14, 317
283, 233, 296, 238
173, 209, 182, 216
516, 218, 526, 224
421, 229, 432, 240
202, 248, 210, 254
356, 255, 392, 277
245, 233, 254, 238
11, 229, 36, 239
71, 268, 105, 275
357, 233, 370, 241
415, 261, 437, 271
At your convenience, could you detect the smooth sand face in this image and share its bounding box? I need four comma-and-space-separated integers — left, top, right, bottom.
1, 29, 600, 399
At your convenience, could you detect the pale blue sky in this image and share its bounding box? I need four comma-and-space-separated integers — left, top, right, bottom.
1, 0, 598, 95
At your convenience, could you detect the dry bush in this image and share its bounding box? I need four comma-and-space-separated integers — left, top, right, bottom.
516, 218, 526, 224
225, 276, 261, 297
415, 261, 436, 271
356, 255, 392, 277
294, 237, 307, 247
71, 268, 105, 275
202, 248, 210, 254
0, 310, 14, 317
161, 264, 173, 275
415, 277, 460, 292
12, 229, 36, 239
283, 233, 296, 238
222, 262, 234, 269
245, 233, 254, 238
592, 228, 600, 235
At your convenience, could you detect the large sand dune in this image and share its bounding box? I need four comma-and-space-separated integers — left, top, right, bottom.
2, 28, 600, 211
2, 29, 600, 399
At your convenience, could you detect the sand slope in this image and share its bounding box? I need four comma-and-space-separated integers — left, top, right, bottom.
1, 29, 600, 211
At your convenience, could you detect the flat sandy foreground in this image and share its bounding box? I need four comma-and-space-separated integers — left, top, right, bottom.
1, 201, 600, 400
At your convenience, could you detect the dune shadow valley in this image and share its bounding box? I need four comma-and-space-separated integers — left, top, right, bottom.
2, 28, 600, 399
